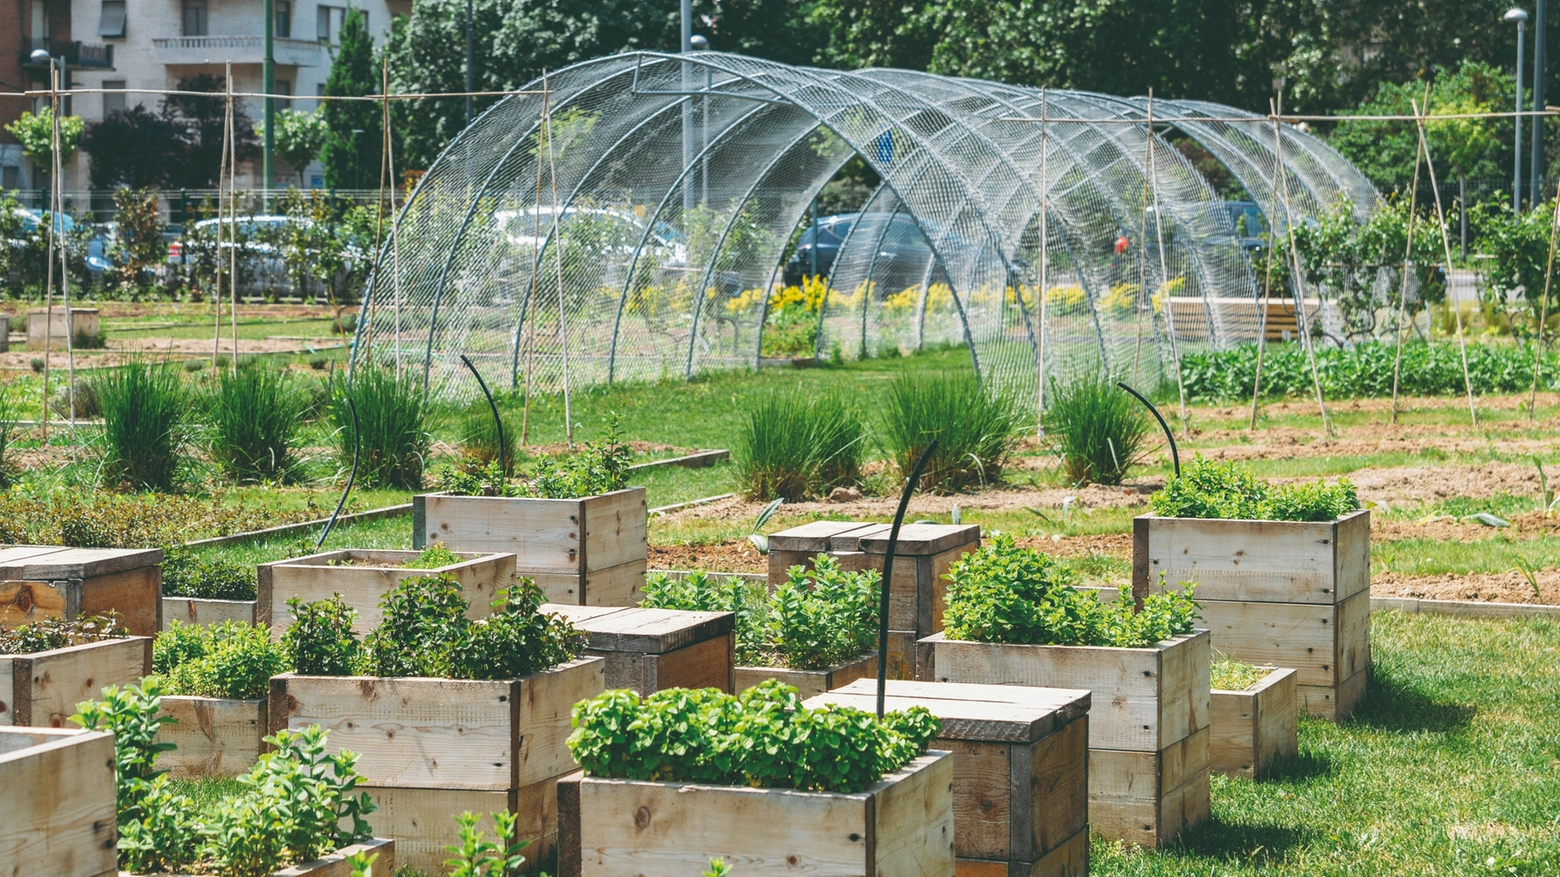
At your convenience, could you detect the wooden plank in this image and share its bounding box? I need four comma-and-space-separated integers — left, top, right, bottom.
767, 521, 882, 554
1088, 726, 1210, 847
1140, 510, 1369, 604
1252, 669, 1299, 778
516, 657, 608, 787
923, 632, 1208, 752
734, 652, 877, 700
562, 752, 953, 877
810, 679, 1090, 743
161, 597, 259, 630
1336, 589, 1372, 683
531, 558, 647, 607
828, 524, 891, 551
367, 783, 552, 876
6, 636, 152, 727
563, 607, 733, 653
1299, 666, 1368, 723
9, 546, 162, 580
0, 727, 118, 877
643, 632, 733, 693
956, 825, 1089, 877
860, 523, 981, 557
1194, 598, 1346, 687
0, 657, 12, 724
0, 546, 74, 575
76, 565, 162, 636
1025, 716, 1089, 862
272, 839, 396, 877
941, 739, 1013, 859
157, 696, 265, 779
416, 493, 589, 573
626, 449, 729, 471
582, 488, 650, 573
0, 580, 66, 629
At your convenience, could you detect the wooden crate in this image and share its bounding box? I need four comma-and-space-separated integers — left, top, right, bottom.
733, 652, 877, 700
1, 635, 153, 727
0, 726, 117, 877
259, 549, 516, 639
27, 306, 100, 351
954, 828, 1088, 877
557, 751, 956, 877
920, 630, 1210, 847
269, 656, 603, 790
0, 546, 164, 635
1135, 510, 1370, 604
162, 596, 260, 629
413, 488, 648, 606
767, 521, 980, 679
1210, 668, 1298, 780
805, 680, 1090, 875
544, 604, 734, 695
120, 839, 397, 877
366, 780, 556, 875
157, 695, 266, 779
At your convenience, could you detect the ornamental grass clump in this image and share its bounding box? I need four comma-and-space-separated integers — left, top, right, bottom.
640, 556, 879, 670
1152, 457, 1360, 522
1043, 370, 1151, 486
567, 679, 940, 793
208, 363, 307, 483
282, 575, 584, 680
152, 620, 287, 700
733, 391, 864, 500
332, 364, 429, 489
942, 534, 1200, 649
880, 371, 1023, 493
95, 359, 189, 492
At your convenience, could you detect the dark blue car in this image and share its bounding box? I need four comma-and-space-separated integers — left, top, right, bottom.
783, 213, 940, 294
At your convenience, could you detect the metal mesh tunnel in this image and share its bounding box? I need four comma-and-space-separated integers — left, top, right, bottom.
353, 51, 1378, 408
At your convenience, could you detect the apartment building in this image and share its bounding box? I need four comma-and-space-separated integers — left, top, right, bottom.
2, 0, 115, 190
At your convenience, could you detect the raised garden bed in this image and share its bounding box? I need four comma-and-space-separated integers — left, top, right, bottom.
258, 548, 516, 638
0, 546, 164, 635
733, 651, 877, 700
0, 726, 117, 877
1210, 666, 1298, 780
1, 635, 152, 727
558, 751, 955, 876
412, 487, 648, 606
28, 305, 100, 351
157, 694, 267, 779
806, 679, 1091, 876
161, 596, 259, 629
120, 839, 396, 877
543, 604, 734, 694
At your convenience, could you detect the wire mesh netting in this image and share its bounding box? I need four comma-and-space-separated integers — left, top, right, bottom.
352, 51, 1378, 409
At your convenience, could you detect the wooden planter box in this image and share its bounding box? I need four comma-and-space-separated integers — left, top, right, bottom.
269, 657, 604, 875
162, 596, 260, 630
0, 546, 164, 636
1135, 510, 1371, 721
806, 680, 1090, 877
27, 306, 100, 351
920, 630, 1210, 848
1210, 668, 1298, 780
1, 635, 153, 727
544, 604, 734, 694
413, 487, 648, 607
733, 652, 877, 700
120, 839, 396, 877
157, 695, 266, 779
557, 751, 956, 877
258, 548, 516, 639
0, 726, 117, 877
767, 521, 979, 679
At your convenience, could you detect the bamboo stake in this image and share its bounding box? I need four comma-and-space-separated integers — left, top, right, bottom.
40, 65, 56, 445
521, 81, 550, 449
542, 70, 574, 448
1036, 88, 1048, 436
365, 60, 391, 366
227, 63, 238, 373
1390, 88, 1428, 425
1528, 176, 1560, 418
54, 67, 76, 453
1412, 97, 1478, 425
1247, 84, 1293, 430
1272, 96, 1334, 436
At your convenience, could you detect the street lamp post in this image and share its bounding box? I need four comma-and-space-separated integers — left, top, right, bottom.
1534, 0, 1548, 205
1508, 7, 1530, 212
28, 48, 64, 208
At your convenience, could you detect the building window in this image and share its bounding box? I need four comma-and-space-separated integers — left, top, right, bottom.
182, 0, 208, 37
30, 0, 46, 48
276, 78, 292, 110
103, 80, 126, 116
275, 1, 291, 38
98, 0, 126, 37
317, 6, 362, 44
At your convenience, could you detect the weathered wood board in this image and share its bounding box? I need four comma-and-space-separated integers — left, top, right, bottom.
954, 826, 1089, 877
0, 635, 153, 727
543, 604, 735, 694
1135, 510, 1370, 605
733, 652, 877, 700
366, 782, 554, 875
1089, 726, 1211, 848
413, 488, 648, 574
0, 726, 118, 877
118, 839, 397, 877
557, 751, 956, 877
0, 546, 164, 636
157, 696, 266, 779
1210, 668, 1298, 780
161, 597, 259, 630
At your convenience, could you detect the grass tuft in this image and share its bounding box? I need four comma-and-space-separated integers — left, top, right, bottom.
331, 364, 429, 490
880, 371, 1023, 493
94, 359, 188, 492
1044, 370, 1150, 486
207, 364, 307, 483
733, 391, 864, 501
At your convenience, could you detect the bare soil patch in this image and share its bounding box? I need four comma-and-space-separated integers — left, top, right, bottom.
1373, 570, 1560, 605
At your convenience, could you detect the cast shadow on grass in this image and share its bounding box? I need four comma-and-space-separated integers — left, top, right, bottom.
1261, 750, 1334, 782
1165, 816, 1307, 864
1351, 670, 1477, 734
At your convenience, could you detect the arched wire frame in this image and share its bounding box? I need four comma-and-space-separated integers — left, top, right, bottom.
352, 51, 1378, 409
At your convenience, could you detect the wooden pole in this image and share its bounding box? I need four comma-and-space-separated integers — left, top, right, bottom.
1528, 171, 1560, 418
1144, 89, 1188, 433
1272, 95, 1334, 436
1390, 90, 1428, 425
543, 70, 574, 448
1036, 88, 1048, 435
1413, 97, 1478, 425
227, 63, 238, 373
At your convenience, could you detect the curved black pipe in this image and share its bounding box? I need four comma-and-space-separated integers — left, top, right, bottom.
877, 439, 940, 719
461, 354, 507, 476
316, 395, 361, 551
1117, 381, 1179, 477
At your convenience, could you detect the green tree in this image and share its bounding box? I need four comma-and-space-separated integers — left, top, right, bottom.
321, 9, 381, 190
5, 107, 83, 175
260, 108, 329, 177
80, 105, 185, 189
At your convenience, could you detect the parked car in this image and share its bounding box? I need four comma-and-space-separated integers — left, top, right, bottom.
1223, 201, 1268, 252
174, 214, 361, 297
783, 212, 941, 295
7, 208, 113, 276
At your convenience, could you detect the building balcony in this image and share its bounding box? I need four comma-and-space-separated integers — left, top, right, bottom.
21, 37, 115, 69
150, 35, 324, 67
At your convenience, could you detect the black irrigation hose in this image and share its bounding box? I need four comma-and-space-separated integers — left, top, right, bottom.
461, 354, 507, 476
316, 395, 361, 551
877, 439, 939, 719
1118, 381, 1179, 477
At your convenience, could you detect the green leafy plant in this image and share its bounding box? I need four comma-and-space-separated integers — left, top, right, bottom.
282, 594, 364, 675
880, 371, 1023, 493
437, 458, 524, 497
1152, 458, 1360, 522
0, 612, 126, 655
405, 541, 463, 569
941, 534, 1200, 649
363, 574, 470, 678
442, 811, 530, 877
208, 363, 308, 483
161, 547, 257, 600
153, 620, 287, 700
733, 391, 865, 501
71, 680, 178, 831
641, 570, 767, 665
567, 680, 940, 794
332, 364, 429, 490
447, 583, 587, 681
0, 380, 20, 489
524, 413, 632, 499
94, 359, 189, 492
1043, 370, 1150, 486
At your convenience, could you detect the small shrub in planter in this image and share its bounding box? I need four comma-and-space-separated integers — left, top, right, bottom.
151, 621, 286, 777
642, 558, 881, 697
1150, 457, 1359, 522
0, 613, 150, 727
163, 548, 257, 601
435, 413, 632, 501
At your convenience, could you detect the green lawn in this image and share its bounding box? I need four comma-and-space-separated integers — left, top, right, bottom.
1096, 611, 1560, 876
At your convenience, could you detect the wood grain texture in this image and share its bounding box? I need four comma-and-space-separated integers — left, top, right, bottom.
416, 488, 647, 576
530, 558, 647, 607
270, 838, 396, 877
1140, 510, 1369, 604
807, 679, 1090, 743
75, 565, 162, 636
581, 488, 650, 572
366, 782, 553, 876
956, 826, 1090, 877
0, 727, 118, 877
157, 696, 265, 779
1299, 666, 1368, 722
733, 652, 877, 700
1025, 716, 1088, 861
560, 607, 733, 653
1210, 668, 1298, 779
767, 521, 883, 554
923, 631, 1210, 751
270, 657, 603, 790
560, 752, 954, 877
0, 580, 65, 629
1194, 595, 1354, 687
1088, 726, 1210, 847
4, 636, 152, 727
859, 523, 981, 557
1, 546, 162, 580
161, 597, 258, 630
